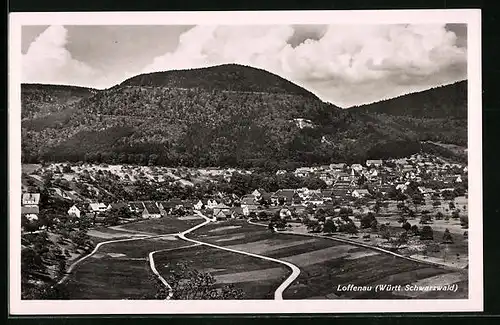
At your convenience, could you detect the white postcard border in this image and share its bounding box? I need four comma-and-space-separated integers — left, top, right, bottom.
9, 9, 483, 315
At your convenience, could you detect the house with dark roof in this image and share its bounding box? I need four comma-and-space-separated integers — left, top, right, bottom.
22, 193, 40, 206
332, 188, 350, 199
142, 201, 161, 219
214, 209, 231, 220
271, 189, 295, 205
232, 207, 244, 218
129, 201, 145, 214
22, 206, 39, 219
213, 203, 231, 217
352, 189, 371, 198
304, 191, 324, 205
366, 160, 383, 167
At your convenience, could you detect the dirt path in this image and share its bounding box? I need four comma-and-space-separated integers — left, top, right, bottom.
179, 211, 301, 300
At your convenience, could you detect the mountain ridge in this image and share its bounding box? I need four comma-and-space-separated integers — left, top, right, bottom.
21, 64, 466, 168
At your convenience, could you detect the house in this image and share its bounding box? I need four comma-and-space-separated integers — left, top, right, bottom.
129, 201, 145, 214
329, 163, 346, 170
194, 200, 204, 210
271, 189, 296, 205
213, 203, 231, 217
142, 201, 162, 219
395, 184, 408, 193
206, 199, 219, 209
241, 195, 257, 206
294, 167, 311, 178
214, 209, 231, 220
232, 207, 244, 219
321, 189, 334, 202
251, 189, 266, 200
242, 204, 258, 216
89, 203, 108, 214
352, 189, 370, 198
108, 202, 128, 211
279, 208, 292, 219
332, 188, 350, 199
305, 191, 324, 205
366, 159, 383, 167
351, 164, 363, 172
22, 206, 39, 221
291, 192, 303, 205
22, 193, 40, 206
67, 205, 81, 218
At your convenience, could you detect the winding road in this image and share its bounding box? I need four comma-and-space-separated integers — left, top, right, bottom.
61, 211, 302, 300
178, 211, 301, 300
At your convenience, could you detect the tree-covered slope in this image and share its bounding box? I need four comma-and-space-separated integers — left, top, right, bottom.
21, 64, 462, 168
349, 80, 467, 119
21, 84, 97, 120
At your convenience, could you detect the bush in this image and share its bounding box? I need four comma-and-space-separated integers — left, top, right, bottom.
442, 228, 453, 244
402, 221, 411, 231
360, 213, 377, 229
460, 215, 468, 228
420, 225, 434, 240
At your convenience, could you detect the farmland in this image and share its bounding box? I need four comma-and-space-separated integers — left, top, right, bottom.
154, 244, 291, 299
189, 219, 468, 299
61, 236, 190, 299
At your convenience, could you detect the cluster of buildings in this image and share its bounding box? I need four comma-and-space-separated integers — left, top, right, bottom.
21, 153, 467, 225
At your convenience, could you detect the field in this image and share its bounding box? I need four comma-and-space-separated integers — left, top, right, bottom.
114, 214, 204, 235
62, 237, 188, 299
190, 219, 468, 299
61, 211, 468, 300
61, 215, 205, 299
154, 244, 290, 299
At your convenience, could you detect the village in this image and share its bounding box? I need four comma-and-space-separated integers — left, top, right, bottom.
21, 151, 468, 269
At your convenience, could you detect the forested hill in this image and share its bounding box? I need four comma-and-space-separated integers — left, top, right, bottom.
21, 64, 464, 169
118, 64, 318, 98
21, 84, 97, 120
349, 80, 467, 119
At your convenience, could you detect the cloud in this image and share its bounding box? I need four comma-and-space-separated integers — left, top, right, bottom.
143, 24, 467, 107
22, 25, 129, 89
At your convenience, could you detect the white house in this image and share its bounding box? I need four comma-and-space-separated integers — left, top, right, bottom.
89, 203, 108, 214
22, 193, 40, 206
352, 189, 370, 198
194, 200, 204, 210
366, 160, 383, 167
279, 208, 292, 219
351, 164, 363, 172
204, 199, 218, 209
68, 205, 81, 218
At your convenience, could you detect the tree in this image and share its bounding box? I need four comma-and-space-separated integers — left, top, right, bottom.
410, 224, 420, 236
419, 214, 432, 224
344, 222, 358, 236
420, 225, 434, 240
394, 231, 408, 248
323, 219, 337, 233
442, 228, 453, 244
62, 164, 73, 173
451, 210, 460, 219
380, 224, 391, 240
155, 262, 244, 300
435, 212, 444, 220
402, 221, 411, 231
360, 212, 377, 229
460, 215, 468, 228
306, 219, 322, 233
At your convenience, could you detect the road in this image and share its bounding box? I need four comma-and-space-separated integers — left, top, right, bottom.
178, 211, 301, 300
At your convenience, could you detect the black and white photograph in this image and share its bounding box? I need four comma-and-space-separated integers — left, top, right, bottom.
9, 10, 482, 314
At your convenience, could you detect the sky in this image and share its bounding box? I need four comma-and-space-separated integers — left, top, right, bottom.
21, 24, 467, 107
